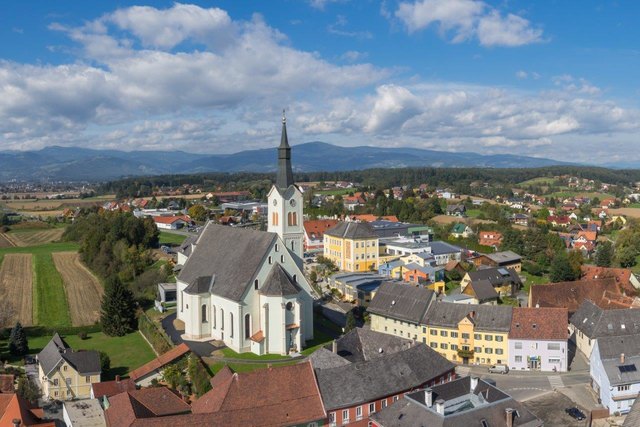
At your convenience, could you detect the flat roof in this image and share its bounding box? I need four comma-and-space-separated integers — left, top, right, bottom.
63, 399, 105, 427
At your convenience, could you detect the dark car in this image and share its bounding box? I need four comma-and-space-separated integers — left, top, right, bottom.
565, 407, 586, 420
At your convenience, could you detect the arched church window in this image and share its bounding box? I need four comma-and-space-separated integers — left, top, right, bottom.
292, 212, 297, 226
230, 313, 234, 338
202, 305, 207, 323
254, 279, 259, 290
212, 306, 217, 328
245, 314, 251, 339
293, 274, 297, 283
220, 308, 224, 330
272, 212, 278, 226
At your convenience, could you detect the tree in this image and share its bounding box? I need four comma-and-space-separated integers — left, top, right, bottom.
344, 311, 356, 333
616, 246, 638, 268
595, 241, 614, 267
188, 204, 208, 222
549, 252, 578, 282
567, 250, 584, 279
99, 351, 111, 376
9, 322, 28, 356
17, 377, 41, 403
101, 276, 137, 337
162, 363, 183, 390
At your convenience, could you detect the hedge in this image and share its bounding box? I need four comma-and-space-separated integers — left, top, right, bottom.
138, 313, 173, 355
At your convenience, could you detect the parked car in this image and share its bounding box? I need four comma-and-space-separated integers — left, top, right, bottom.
488, 364, 509, 374
565, 407, 586, 421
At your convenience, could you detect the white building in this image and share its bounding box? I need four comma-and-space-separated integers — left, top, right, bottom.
175, 115, 314, 355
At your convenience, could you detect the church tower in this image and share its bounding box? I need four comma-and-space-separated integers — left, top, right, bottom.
267, 112, 304, 267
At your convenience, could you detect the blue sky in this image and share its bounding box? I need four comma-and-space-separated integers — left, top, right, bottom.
1, 1, 639, 164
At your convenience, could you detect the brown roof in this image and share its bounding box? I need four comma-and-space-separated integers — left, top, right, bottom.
0, 375, 14, 393
509, 307, 568, 340
91, 377, 136, 399
303, 219, 339, 240
576, 231, 597, 241
581, 265, 637, 295
191, 362, 326, 425
0, 393, 55, 427
105, 387, 191, 427
529, 277, 633, 314
129, 343, 190, 381
153, 215, 190, 225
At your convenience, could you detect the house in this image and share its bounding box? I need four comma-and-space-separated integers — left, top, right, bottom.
423, 302, 512, 365
461, 280, 499, 305
104, 387, 191, 426
478, 231, 502, 248
310, 328, 455, 427
327, 272, 387, 304
510, 213, 529, 226
370, 376, 542, 427
192, 362, 326, 426
303, 219, 339, 253
153, 215, 191, 230
37, 334, 101, 400
460, 267, 523, 297
348, 214, 399, 223
324, 222, 379, 272
590, 334, 640, 415
450, 223, 473, 239
343, 195, 366, 211
529, 277, 640, 315
63, 399, 105, 427
508, 307, 568, 372
369, 282, 436, 341
0, 394, 55, 426
429, 242, 463, 266
623, 397, 640, 426
378, 260, 404, 278
176, 116, 316, 356
581, 265, 640, 291
91, 376, 136, 401
129, 343, 191, 386
402, 264, 444, 286
548, 215, 571, 227
570, 300, 640, 357
472, 250, 522, 272
445, 204, 466, 217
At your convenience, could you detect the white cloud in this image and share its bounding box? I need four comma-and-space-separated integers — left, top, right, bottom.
309, 0, 347, 10
341, 50, 369, 62
327, 15, 373, 39
395, 0, 543, 47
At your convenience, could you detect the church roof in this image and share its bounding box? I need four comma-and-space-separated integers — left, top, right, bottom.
276, 113, 294, 189
184, 275, 214, 295
178, 222, 277, 302
260, 264, 302, 296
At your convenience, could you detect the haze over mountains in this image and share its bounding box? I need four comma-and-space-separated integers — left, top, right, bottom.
0, 142, 579, 182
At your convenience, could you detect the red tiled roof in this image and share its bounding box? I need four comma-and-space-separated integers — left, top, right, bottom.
0, 394, 55, 427
350, 214, 399, 223
105, 387, 191, 427
0, 375, 14, 393
303, 219, 339, 240
153, 216, 190, 225
509, 307, 568, 340
191, 362, 326, 425
580, 265, 636, 294
92, 377, 136, 399
576, 231, 597, 241
250, 330, 265, 343
129, 343, 190, 381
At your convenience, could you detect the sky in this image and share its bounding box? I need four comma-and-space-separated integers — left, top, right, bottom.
1, 0, 639, 164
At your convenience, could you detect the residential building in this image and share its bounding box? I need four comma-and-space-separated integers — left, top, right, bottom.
63, 399, 105, 427
368, 220, 432, 238
445, 204, 466, 217
591, 335, 640, 415
423, 302, 512, 365
478, 231, 502, 248
370, 376, 542, 427
460, 267, 522, 297
153, 215, 191, 230
508, 307, 569, 372
90, 376, 136, 402
37, 334, 101, 400
450, 223, 473, 238
460, 280, 499, 305
0, 394, 55, 426
369, 282, 436, 342
304, 219, 339, 253
310, 328, 455, 427
176, 116, 315, 356
324, 222, 379, 272
581, 265, 640, 291
570, 300, 640, 357
104, 387, 191, 426
128, 343, 190, 386
327, 272, 387, 305
192, 361, 326, 426
472, 250, 522, 272
623, 398, 640, 426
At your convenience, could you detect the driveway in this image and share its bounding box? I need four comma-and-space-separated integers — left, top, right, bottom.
161, 312, 221, 357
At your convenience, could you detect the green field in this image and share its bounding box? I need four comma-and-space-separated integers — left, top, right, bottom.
159, 231, 188, 245
518, 177, 558, 186
520, 271, 550, 293
0, 331, 155, 379
545, 191, 614, 200
316, 188, 353, 196
0, 242, 80, 327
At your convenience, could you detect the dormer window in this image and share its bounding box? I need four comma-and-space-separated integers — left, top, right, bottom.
275, 244, 279, 252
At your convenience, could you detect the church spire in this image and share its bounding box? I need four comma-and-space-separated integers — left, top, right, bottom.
276, 110, 294, 189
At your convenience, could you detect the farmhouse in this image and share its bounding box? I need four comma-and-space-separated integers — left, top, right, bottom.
153, 215, 191, 230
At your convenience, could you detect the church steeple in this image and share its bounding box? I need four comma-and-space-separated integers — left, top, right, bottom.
276, 110, 294, 189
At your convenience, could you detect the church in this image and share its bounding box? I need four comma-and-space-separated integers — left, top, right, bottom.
175, 114, 315, 355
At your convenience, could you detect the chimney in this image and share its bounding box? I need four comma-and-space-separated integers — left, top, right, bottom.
435, 399, 445, 415
469, 311, 476, 319
425, 388, 433, 407
332, 340, 338, 354
115, 375, 121, 383
505, 408, 514, 427
470, 376, 479, 391
12, 419, 21, 427
621, 353, 625, 364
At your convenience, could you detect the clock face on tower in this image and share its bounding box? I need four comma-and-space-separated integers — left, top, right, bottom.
290, 199, 296, 207
272, 199, 277, 206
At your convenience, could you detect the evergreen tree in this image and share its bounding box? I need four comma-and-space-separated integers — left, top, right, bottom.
101, 276, 137, 337
344, 311, 356, 333
17, 377, 41, 403
549, 252, 578, 282
595, 241, 614, 267
9, 322, 28, 356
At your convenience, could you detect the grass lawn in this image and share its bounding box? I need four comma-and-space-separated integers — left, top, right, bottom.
445, 281, 460, 294
520, 271, 550, 293
301, 329, 334, 356
518, 177, 558, 186
465, 209, 483, 218
546, 191, 614, 200
217, 347, 290, 361
316, 188, 353, 196
159, 231, 188, 245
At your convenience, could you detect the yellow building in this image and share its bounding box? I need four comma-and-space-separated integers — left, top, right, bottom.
323, 222, 379, 272
38, 334, 101, 400
423, 302, 512, 365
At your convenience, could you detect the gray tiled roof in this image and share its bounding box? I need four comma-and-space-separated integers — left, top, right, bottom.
368, 282, 435, 324
623, 396, 640, 427
468, 279, 499, 302
314, 343, 454, 410
570, 300, 640, 339
260, 263, 301, 296
38, 333, 100, 377
485, 251, 522, 264
371, 378, 541, 427
332, 328, 413, 363
308, 348, 351, 370
423, 301, 513, 332
324, 221, 377, 239
597, 335, 640, 386
467, 267, 522, 287
177, 222, 277, 302
184, 275, 214, 295
429, 241, 463, 256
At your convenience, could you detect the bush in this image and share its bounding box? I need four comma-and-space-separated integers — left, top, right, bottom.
522, 261, 543, 276
99, 351, 111, 375
78, 332, 88, 340
138, 313, 172, 355
187, 354, 212, 398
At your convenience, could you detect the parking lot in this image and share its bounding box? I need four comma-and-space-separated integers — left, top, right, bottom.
523, 391, 588, 427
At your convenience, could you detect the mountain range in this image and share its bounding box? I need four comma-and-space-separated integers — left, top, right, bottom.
0, 142, 575, 182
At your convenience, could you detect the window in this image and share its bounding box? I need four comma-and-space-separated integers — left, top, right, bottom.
329, 413, 335, 424
66, 378, 72, 386
461, 333, 470, 339
474, 333, 482, 340
495, 335, 503, 342
245, 314, 251, 339
369, 403, 375, 414
86, 376, 90, 383
440, 330, 448, 337
202, 304, 208, 323
54, 391, 58, 397
393, 396, 399, 402
342, 409, 349, 422
430, 342, 438, 348
53, 379, 59, 386
547, 343, 561, 351
496, 349, 503, 355
485, 335, 493, 341
212, 306, 217, 329
356, 406, 363, 419
485, 348, 493, 354
474, 347, 482, 353
230, 313, 234, 338
220, 308, 225, 330
451, 331, 458, 338
308, 423, 318, 427
451, 344, 458, 350
422, 337, 426, 344
63, 365, 67, 371
275, 244, 279, 252
281, 255, 284, 263
430, 329, 438, 336
515, 342, 523, 349
268, 256, 272, 264
440, 343, 448, 349
515, 356, 523, 363
422, 327, 427, 333
254, 279, 259, 290
549, 358, 561, 364
272, 212, 278, 226
382, 399, 387, 408
618, 385, 630, 392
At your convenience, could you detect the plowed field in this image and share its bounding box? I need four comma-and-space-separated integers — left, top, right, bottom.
52, 252, 103, 326
0, 254, 33, 325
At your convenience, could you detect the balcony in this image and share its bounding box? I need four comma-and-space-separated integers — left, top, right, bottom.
457, 349, 475, 359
